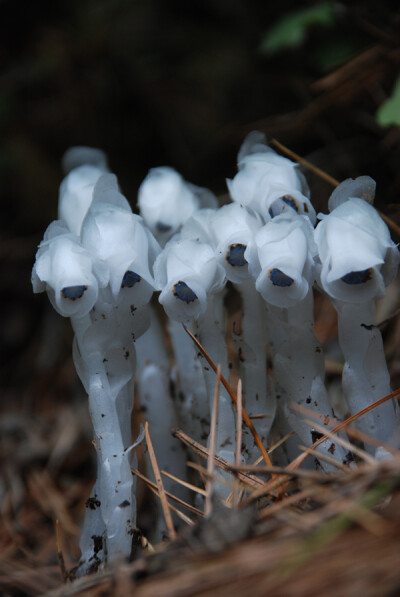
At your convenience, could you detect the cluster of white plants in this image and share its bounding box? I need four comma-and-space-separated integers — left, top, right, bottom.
32, 133, 399, 571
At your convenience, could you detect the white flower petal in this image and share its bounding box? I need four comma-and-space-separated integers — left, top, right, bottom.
33, 235, 99, 317
315, 197, 399, 302
58, 165, 105, 235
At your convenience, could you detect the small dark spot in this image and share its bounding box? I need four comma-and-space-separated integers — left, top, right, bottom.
281, 195, 299, 212
130, 305, 137, 313
122, 270, 142, 288
204, 366, 210, 371
119, 500, 131, 508
311, 430, 323, 443
269, 268, 294, 287
113, 454, 117, 458
315, 347, 321, 353
173, 281, 198, 303
61, 285, 87, 300
102, 358, 108, 363
238, 347, 245, 363
228, 362, 233, 369
124, 350, 130, 360
91, 535, 103, 555
343, 451, 355, 465
86, 496, 101, 510
131, 332, 136, 340
156, 221, 172, 232
178, 391, 185, 403
303, 202, 309, 213
226, 243, 247, 267
361, 323, 375, 331
341, 268, 372, 285
314, 401, 318, 407
328, 443, 336, 455
101, 313, 106, 319
101, 413, 105, 418
306, 398, 311, 404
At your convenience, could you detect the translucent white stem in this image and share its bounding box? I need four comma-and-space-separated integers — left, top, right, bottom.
233, 279, 275, 462
197, 292, 236, 466
168, 318, 209, 442
72, 307, 136, 571
135, 306, 191, 541
266, 290, 348, 469
335, 299, 398, 451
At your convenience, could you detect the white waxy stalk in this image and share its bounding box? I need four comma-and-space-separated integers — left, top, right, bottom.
135, 307, 191, 541
183, 204, 275, 462
315, 178, 400, 453
138, 166, 217, 247
246, 213, 348, 469
226, 131, 315, 224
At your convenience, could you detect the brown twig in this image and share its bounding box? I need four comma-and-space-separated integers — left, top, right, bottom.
205, 365, 221, 518
145, 422, 176, 540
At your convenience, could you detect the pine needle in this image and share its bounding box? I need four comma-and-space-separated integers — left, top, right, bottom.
145, 422, 177, 540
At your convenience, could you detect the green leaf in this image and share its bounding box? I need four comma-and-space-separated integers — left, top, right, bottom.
376, 77, 400, 127
260, 2, 338, 55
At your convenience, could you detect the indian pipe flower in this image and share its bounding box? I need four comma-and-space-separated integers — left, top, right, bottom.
138, 166, 217, 245
245, 213, 317, 308
226, 131, 315, 223
314, 177, 399, 303
32, 221, 105, 318
154, 238, 226, 323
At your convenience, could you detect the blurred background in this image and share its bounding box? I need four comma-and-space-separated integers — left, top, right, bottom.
1, 0, 399, 586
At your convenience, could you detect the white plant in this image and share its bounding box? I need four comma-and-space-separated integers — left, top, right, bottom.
246, 212, 348, 468
315, 177, 400, 452
138, 166, 217, 246
154, 236, 236, 475
227, 131, 315, 223
182, 204, 275, 462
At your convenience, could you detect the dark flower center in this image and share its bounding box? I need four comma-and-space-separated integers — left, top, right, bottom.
227, 243, 247, 267
341, 268, 372, 285
156, 221, 172, 232
61, 285, 88, 300
121, 270, 142, 288
269, 268, 294, 287
173, 281, 198, 303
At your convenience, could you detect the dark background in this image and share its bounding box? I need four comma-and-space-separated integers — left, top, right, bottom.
0, 0, 399, 575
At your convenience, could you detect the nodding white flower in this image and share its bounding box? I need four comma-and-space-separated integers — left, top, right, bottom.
59, 164, 108, 236
226, 131, 313, 222
138, 167, 217, 243
315, 192, 399, 303
81, 200, 159, 306
154, 239, 226, 323
32, 222, 102, 318
245, 213, 317, 308
180, 204, 262, 283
